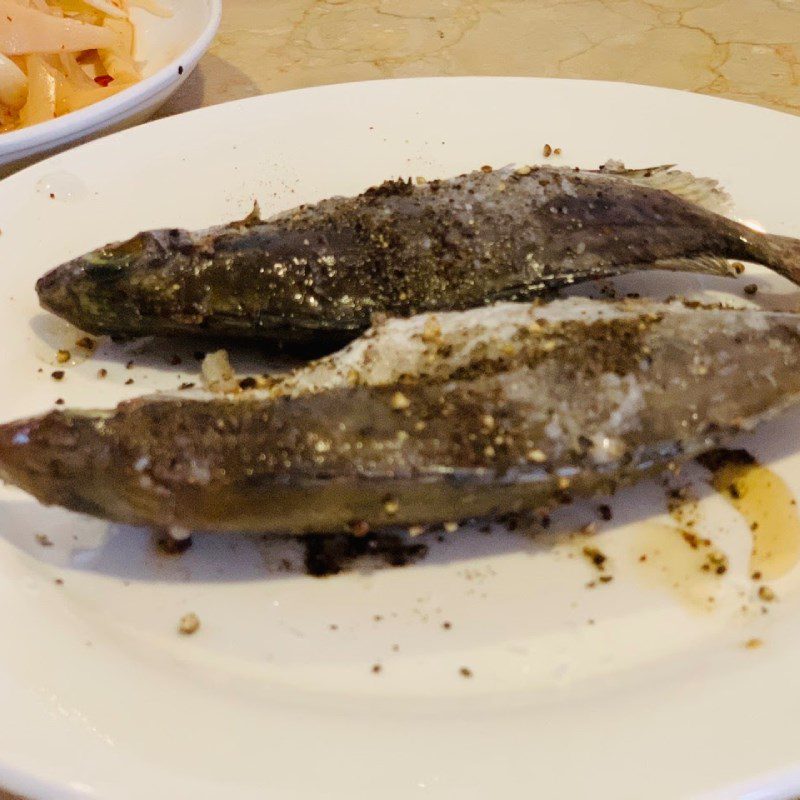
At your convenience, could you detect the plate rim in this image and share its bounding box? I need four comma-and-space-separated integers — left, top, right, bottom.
1, 75, 800, 800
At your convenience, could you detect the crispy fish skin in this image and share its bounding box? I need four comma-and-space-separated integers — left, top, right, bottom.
3, 302, 800, 533
36, 165, 800, 347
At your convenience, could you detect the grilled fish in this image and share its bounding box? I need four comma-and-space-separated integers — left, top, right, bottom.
36, 164, 800, 348
2, 299, 800, 534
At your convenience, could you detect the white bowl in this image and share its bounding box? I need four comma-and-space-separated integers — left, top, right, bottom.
0, 0, 221, 171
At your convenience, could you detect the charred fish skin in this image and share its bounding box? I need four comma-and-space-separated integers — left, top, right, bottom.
4, 301, 800, 533
36, 165, 800, 346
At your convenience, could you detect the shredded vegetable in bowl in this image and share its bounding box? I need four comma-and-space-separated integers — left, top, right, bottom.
0, 0, 170, 133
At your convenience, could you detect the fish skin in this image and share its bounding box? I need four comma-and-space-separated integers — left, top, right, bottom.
35, 164, 800, 348
3, 300, 800, 534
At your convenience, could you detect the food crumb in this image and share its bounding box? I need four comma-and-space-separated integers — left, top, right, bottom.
76, 336, 95, 350
329, 623, 338, 630
35, 533, 53, 547
178, 612, 200, 635
51, 370, 64, 381
480, 165, 492, 173
598, 504, 612, 521
542, 144, 552, 158
582, 545, 607, 571
54, 577, 63, 585
442, 621, 452, 630
371, 663, 382, 674
743, 283, 758, 295
124, 378, 134, 385
391, 643, 399, 652
97, 368, 107, 378
56, 349, 70, 364
553, 147, 562, 155
55, 398, 64, 405
758, 585, 776, 602
125, 360, 134, 369
745, 637, 763, 649
459, 667, 473, 678
178, 382, 195, 390
731, 261, 745, 275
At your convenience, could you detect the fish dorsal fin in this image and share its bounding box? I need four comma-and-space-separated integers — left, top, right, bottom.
597, 161, 734, 217
236, 200, 262, 228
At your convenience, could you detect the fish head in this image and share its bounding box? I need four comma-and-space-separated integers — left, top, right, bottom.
0, 411, 111, 513
35, 229, 189, 337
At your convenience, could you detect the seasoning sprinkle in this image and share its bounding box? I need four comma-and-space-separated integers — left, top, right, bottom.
390, 391, 410, 411
758, 585, 776, 602
421, 316, 441, 343
383, 498, 400, 516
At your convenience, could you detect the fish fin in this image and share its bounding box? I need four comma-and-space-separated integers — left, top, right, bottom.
638, 255, 739, 278
597, 161, 734, 216
236, 200, 262, 228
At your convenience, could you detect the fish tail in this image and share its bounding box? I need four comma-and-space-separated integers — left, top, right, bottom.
751, 233, 800, 286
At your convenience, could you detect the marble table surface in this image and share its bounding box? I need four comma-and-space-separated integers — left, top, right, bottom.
1, 1, 798, 798
156, 0, 800, 120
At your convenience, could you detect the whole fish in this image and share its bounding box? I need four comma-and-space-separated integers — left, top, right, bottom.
2, 299, 800, 534
36, 163, 800, 348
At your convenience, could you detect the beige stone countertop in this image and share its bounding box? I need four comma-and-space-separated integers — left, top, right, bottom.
156, 0, 800, 120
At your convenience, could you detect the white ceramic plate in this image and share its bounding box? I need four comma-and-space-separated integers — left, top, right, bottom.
0, 0, 220, 171
0, 77, 800, 800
